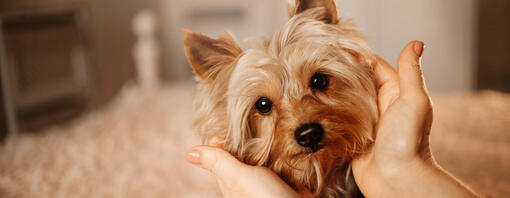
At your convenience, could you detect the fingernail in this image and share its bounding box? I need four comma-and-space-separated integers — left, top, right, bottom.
413, 41, 424, 57
186, 149, 202, 165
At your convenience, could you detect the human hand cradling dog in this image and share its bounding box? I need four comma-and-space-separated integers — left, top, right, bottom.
186, 137, 312, 198
186, 41, 479, 198
351, 40, 480, 198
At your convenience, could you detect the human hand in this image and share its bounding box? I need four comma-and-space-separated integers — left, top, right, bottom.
186, 145, 313, 198
352, 41, 479, 197
352, 40, 433, 188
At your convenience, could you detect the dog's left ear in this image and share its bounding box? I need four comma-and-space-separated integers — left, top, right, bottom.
287, 0, 339, 24
183, 29, 243, 82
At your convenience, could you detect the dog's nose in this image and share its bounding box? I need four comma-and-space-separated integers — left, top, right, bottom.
294, 122, 324, 151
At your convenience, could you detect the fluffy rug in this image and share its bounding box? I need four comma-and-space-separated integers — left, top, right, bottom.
0, 83, 508, 197
0, 84, 221, 198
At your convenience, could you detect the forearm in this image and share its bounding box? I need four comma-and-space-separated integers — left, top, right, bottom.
384, 160, 481, 198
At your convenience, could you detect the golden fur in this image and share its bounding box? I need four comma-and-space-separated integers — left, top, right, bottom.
183, 0, 378, 197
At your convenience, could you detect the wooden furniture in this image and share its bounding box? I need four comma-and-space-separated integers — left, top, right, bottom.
0, 10, 93, 134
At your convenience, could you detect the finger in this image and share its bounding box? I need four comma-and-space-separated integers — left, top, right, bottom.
397, 41, 427, 97
373, 56, 400, 113
373, 55, 398, 89
186, 146, 248, 179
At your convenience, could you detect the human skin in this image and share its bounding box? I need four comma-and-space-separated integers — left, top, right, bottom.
186, 41, 480, 198
351, 41, 480, 198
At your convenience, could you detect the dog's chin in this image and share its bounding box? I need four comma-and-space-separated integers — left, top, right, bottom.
273, 148, 337, 194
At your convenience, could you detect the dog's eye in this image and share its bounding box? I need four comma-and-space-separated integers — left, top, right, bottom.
310, 73, 329, 91
255, 97, 273, 115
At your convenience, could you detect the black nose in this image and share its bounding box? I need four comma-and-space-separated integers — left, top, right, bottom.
294, 122, 324, 151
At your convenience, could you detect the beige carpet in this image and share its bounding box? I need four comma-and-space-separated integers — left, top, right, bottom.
0, 83, 508, 197
0, 84, 221, 198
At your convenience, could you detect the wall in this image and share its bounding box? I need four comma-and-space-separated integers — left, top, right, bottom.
338, 0, 479, 92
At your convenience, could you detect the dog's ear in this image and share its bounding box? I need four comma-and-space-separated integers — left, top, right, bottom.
183, 29, 242, 82
287, 0, 339, 24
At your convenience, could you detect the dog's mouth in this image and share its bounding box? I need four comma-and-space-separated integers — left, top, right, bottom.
290, 142, 326, 158
309, 143, 325, 153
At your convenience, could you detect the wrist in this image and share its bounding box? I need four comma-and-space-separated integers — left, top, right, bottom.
380, 157, 434, 194
359, 155, 437, 197
357, 156, 430, 197
377, 158, 479, 198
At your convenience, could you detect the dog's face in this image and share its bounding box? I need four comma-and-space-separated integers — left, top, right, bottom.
184, 0, 377, 195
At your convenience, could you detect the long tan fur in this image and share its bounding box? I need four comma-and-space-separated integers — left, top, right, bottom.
183, 0, 378, 197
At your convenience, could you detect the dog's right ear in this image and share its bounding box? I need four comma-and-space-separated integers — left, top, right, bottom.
183, 29, 242, 82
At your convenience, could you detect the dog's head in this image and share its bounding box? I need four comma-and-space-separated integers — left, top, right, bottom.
183, 0, 378, 195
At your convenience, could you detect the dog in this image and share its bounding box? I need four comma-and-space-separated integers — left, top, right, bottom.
183, 0, 378, 197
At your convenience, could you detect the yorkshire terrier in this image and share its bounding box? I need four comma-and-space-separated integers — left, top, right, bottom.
183, 0, 378, 197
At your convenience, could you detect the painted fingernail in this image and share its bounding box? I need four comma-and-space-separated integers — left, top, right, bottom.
413, 41, 424, 57
186, 149, 202, 165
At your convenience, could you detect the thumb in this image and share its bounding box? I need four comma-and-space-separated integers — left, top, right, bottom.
186, 146, 248, 179
397, 40, 427, 97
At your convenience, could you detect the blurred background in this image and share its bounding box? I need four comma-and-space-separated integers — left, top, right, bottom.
0, 0, 508, 197
0, 0, 509, 137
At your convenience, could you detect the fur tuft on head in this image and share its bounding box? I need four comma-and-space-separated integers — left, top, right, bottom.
287, 0, 340, 24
